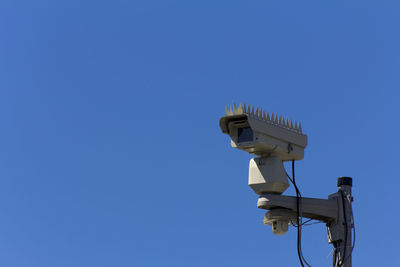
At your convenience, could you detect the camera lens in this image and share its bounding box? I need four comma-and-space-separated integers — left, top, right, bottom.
238, 127, 253, 143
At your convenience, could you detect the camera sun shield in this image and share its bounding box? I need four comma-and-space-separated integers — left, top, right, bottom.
219, 104, 307, 161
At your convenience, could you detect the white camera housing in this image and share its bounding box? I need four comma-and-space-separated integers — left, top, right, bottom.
219, 104, 307, 161
220, 104, 307, 195
263, 209, 297, 236
272, 220, 289, 236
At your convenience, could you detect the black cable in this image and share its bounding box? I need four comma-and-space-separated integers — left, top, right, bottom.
291, 219, 320, 227
285, 170, 304, 267
292, 161, 304, 267
339, 192, 356, 267
333, 191, 356, 267
286, 161, 311, 267
344, 194, 356, 264
337, 190, 349, 267
285, 162, 304, 266
293, 161, 312, 267
285, 166, 304, 266
349, 198, 356, 253
333, 244, 338, 267
302, 220, 323, 226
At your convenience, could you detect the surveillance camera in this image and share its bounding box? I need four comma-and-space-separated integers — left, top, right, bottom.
263, 209, 296, 236
272, 220, 289, 236
219, 104, 308, 195
219, 104, 307, 161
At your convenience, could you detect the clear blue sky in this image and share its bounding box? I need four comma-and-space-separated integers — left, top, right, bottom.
1, 1, 399, 266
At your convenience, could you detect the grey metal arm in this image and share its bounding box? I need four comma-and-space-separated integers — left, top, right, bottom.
256, 177, 354, 267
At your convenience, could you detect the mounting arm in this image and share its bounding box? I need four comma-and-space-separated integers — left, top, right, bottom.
258, 194, 337, 223
257, 177, 354, 267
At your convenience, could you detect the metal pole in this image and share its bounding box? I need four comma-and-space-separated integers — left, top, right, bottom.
336, 177, 353, 267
